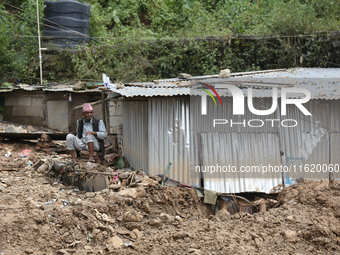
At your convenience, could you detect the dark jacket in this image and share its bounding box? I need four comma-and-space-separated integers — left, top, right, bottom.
77, 117, 105, 157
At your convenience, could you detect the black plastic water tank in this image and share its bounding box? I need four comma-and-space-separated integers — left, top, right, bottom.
43, 0, 91, 50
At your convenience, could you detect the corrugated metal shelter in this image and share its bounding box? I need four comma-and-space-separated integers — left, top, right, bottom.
109, 68, 340, 193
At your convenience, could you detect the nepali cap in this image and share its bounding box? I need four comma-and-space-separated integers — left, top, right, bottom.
82, 103, 93, 112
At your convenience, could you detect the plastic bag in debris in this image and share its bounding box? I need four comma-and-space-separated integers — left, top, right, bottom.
114, 157, 125, 169
18, 149, 32, 158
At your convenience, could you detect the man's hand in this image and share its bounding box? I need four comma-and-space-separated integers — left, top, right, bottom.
85, 131, 97, 136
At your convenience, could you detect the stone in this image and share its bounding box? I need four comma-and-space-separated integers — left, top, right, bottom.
233, 213, 241, 219
214, 209, 231, 221
175, 215, 183, 222
123, 211, 143, 222
284, 230, 298, 243
126, 223, 144, 231
117, 188, 146, 199
116, 229, 131, 235
254, 238, 262, 248
139, 176, 159, 186
85, 192, 96, 198
92, 195, 105, 204
149, 219, 162, 227
56, 250, 70, 255
5, 125, 20, 133
141, 202, 151, 213
286, 216, 294, 221
108, 236, 123, 248
25, 249, 34, 254
92, 229, 101, 235
159, 213, 174, 221
109, 184, 122, 190
178, 73, 192, 79
218, 68, 231, 78
130, 229, 143, 239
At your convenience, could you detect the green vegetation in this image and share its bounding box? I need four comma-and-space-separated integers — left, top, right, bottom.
0, 0, 340, 84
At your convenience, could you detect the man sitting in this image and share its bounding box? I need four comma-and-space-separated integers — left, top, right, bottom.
66, 103, 107, 163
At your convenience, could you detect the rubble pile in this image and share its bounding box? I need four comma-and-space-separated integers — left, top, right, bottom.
1, 142, 340, 254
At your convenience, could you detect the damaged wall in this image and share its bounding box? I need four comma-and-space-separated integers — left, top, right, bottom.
107, 100, 123, 135
1, 90, 103, 132
2, 91, 46, 127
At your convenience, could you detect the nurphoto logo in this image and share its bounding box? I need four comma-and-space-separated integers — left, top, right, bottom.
197, 83, 312, 128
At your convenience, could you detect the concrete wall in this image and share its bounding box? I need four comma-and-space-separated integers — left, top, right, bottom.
1, 90, 103, 132
3, 91, 47, 127
108, 100, 123, 135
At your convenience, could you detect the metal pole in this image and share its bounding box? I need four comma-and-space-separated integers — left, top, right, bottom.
101, 91, 107, 128
36, 0, 43, 84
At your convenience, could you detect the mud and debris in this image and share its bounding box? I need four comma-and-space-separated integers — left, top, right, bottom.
1, 141, 340, 254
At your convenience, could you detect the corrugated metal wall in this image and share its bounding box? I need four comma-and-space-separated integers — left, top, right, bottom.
122, 96, 340, 193
200, 132, 282, 193
330, 133, 340, 180
190, 96, 283, 192
148, 97, 199, 186
279, 100, 331, 185
190, 96, 340, 192
123, 101, 148, 172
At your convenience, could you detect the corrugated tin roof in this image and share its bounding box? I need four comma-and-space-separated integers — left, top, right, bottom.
109, 68, 340, 99
111, 86, 190, 97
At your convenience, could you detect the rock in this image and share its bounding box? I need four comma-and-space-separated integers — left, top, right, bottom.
130, 229, 143, 239
126, 223, 144, 231
159, 213, 174, 221
286, 216, 294, 221
92, 195, 105, 203
117, 188, 146, 199
218, 68, 231, 78
188, 248, 202, 254
119, 172, 130, 179
284, 230, 298, 243
123, 211, 143, 222
116, 229, 131, 235
109, 184, 122, 190
56, 250, 70, 255
233, 213, 241, 219
214, 209, 231, 221
85, 192, 96, 198
5, 125, 20, 133
258, 199, 267, 212
254, 238, 262, 248
92, 229, 101, 235
175, 215, 183, 222
178, 73, 192, 79
25, 249, 34, 254
139, 176, 159, 186
313, 237, 331, 246
108, 236, 123, 248
250, 233, 260, 239
149, 219, 162, 227
42, 191, 52, 202
141, 202, 151, 213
